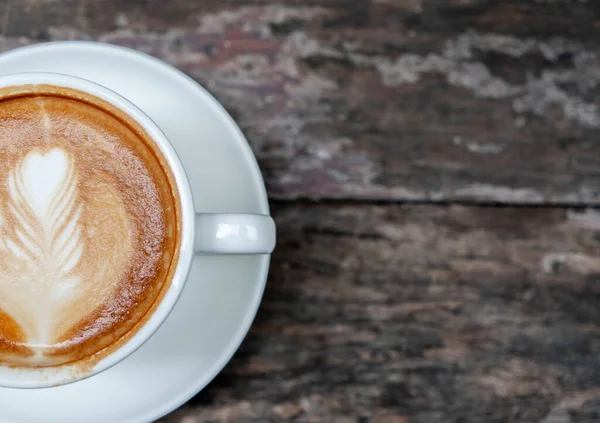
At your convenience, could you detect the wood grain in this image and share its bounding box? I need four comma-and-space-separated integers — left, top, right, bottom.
2, 0, 600, 203
160, 204, 600, 422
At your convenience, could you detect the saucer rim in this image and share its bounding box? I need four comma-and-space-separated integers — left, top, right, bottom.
0, 41, 271, 423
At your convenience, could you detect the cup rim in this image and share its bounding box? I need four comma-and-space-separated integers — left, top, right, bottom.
0, 72, 196, 389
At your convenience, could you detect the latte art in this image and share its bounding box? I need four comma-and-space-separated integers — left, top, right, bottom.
1, 148, 86, 348
0, 85, 180, 367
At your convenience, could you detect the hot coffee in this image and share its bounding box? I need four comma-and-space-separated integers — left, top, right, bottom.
0, 84, 181, 367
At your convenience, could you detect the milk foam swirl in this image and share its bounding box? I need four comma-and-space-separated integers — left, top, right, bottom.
0, 147, 134, 364
1, 148, 84, 346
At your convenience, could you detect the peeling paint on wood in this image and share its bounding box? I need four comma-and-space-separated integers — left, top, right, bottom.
2, 0, 600, 203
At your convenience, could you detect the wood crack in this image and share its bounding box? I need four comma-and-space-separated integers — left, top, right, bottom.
269, 197, 599, 209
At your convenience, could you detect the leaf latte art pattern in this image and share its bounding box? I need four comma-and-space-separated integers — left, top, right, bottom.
0, 148, 86, 353
5, 148, 83, 275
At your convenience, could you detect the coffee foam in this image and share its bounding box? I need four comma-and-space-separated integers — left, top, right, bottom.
0, 85, 180, 367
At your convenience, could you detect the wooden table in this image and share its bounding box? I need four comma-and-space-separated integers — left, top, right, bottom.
5, 1, 600, 422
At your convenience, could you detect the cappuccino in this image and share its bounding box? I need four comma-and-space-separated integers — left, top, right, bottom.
0, 84, 181, 367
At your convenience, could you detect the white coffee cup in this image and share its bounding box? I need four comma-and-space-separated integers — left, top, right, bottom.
0, 72, 276, 389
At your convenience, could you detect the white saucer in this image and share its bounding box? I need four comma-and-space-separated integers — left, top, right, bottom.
0, 42, 271, 423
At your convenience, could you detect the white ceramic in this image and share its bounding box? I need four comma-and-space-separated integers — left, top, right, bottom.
0, 42, 273, 422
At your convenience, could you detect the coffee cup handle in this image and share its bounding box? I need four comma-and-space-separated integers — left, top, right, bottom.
194, 213, 276, 254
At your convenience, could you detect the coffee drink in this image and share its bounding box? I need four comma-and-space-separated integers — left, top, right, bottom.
0, 84, 181, 367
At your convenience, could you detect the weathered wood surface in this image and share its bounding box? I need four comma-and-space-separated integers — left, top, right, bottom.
159, 204, 600, 423
3, 0, 600, 203
3, 1, 600, 422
